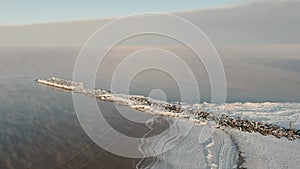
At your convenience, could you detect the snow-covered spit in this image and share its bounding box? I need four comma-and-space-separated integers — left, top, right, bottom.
37, 77, 300, 169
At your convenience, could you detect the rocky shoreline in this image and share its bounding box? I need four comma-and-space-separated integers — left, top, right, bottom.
218, 115, 300, 140
36, 77, 300, 141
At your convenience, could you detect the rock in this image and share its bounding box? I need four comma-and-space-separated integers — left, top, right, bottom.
296, 130, 300, 136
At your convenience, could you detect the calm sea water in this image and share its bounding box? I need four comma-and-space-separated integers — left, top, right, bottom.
0, 47, 153, 169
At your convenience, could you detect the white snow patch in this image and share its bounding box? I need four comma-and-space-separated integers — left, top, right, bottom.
230, 129, 300, 169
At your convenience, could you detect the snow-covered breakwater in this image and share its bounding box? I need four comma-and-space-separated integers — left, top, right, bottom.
36, 77, 300, 140
36, 77, 84, 91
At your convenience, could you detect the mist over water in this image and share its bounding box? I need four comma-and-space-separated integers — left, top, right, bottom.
1, 46, 299, 102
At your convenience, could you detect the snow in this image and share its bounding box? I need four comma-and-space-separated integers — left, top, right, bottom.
137, 125, 238, 169
230, 129, 300, 169
137, 124, 300, 169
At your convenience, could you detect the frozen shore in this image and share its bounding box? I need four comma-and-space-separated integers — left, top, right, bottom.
37, 77, 300, 141
37, 77, 300, 169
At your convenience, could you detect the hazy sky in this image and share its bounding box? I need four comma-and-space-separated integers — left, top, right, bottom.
0, 0, 250, 25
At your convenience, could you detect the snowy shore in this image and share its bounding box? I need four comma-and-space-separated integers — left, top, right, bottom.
37, 77, 300, 141
37, 77, 300, 169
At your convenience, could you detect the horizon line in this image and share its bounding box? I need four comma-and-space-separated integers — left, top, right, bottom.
0, 1, 253, 28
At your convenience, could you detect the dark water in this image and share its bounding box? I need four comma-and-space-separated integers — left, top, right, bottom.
0, 77, 155, 169
0, 47, 163, 169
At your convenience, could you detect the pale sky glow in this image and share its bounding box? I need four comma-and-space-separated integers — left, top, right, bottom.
0, 0, 250, 25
